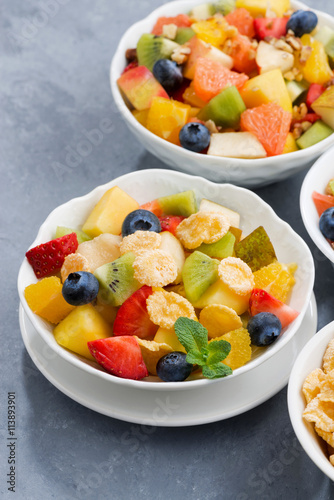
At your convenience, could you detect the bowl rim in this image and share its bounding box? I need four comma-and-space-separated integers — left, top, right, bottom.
110, 0, 334, 169
18, 168, 315, 390
288, 320, 334, 481
300, 145, 334, 264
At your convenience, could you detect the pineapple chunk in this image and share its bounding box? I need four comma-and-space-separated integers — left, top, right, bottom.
236, 0, 290, 18
193, 279, 250, 315
82, 186, 139, 238
146, 97, 191, 141
240, 69, 292, 113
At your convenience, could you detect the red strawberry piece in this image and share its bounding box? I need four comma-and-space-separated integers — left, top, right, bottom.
159, 215, 185, 236
113, 285, 158, 339
254, 17, 289, 40
312, 191, 334, 217
249, 289, 299, 329
26, 233, 78, 279
291, 113, 321, 126
87, 336, 148, 380
122, 60, 138, 75
307, 83, 326, 109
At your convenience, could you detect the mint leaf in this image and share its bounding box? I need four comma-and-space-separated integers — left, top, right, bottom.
207, 340, 231, 365
186, 350, 206, 366
202, 363, 232, 379
174, 317, 208, 354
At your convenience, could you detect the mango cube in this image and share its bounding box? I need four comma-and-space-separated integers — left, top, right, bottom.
146, 97, 191, 141
54, 304, 112, 360
236, 0, 290, 17
154, 327, 186, 353
82, 186, 139, 238
240, 69, 292, 113
24, 276, 75, 324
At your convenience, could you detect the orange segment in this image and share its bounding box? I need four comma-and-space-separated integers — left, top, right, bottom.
146, 97, 191, 141
193, 58, 249, 102
225, 8, 255, 38
183, 82, 207, 108
210, 327, 251, 370
299, 35, 333, 85
191, 17, 229, 47
253, 261, 297, 303
24, 276, 75, 324
240, 102, 292, 156
151, 14, 191, 35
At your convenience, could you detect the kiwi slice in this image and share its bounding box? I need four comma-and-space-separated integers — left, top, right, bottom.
94, 252, 140, 307
136, 34, 180, 72
198, 85, 246, 128
296, 120, 334, 150
158, 190, 198, 216
214, 0, 235, 15
55, 226, 91, 244
174, 27, 195, 45
182, 251, 219, 303
196, 231, 236, 259
234, 226, 276, 272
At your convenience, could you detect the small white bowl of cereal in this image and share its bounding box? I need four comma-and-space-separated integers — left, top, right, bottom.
288, 321, 334, 481
18, 169, 314, 390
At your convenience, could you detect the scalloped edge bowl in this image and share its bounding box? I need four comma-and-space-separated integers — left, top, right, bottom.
288, 321, 334, 481
110, 0, 334, 188
18, 169, 314, 390
300, 145, 334, 264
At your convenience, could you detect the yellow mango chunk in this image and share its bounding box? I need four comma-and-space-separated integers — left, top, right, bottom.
132, 109, 149, 127
25, 276, 75, 324
282, 132, 299, 154
299, 35, 333, 85
236, 0, 290, 17
54, 304, 112, 360
183, 82, 206, 108
146, 97, 191, 141
240, 69, 292, 113
191, 17, 229, 48
154, 327, 186, 353
82, 186, 139, 238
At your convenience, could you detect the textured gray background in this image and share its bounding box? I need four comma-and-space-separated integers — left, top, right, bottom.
2, 0, 334, 498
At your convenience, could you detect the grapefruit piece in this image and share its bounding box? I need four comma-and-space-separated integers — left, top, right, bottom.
193, 58, 249, 102
229, 34, 257, 74
312, 191, 334, 217
151, 14, 191, 35
240, 103, 292, 156
225, 8, 255, 38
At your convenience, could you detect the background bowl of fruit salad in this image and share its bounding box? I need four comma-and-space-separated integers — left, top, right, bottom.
110, 0, 334, 187
18, 169, 314, 389
300, 145, 334, 264
288, 321, 334, 482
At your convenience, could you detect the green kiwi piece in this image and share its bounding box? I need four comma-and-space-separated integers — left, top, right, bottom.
296, 120, 334, 150
198, 86, 246, 128
182, 251, 219, 303
94, 252, 140, 307
55, 226, 91, 244
174, 27, 195, 45
136, 34, 179, 72
158, 190, 198, 216
234, 226, 276, 272
214, 0, 235, 15
196, 231, 236, 259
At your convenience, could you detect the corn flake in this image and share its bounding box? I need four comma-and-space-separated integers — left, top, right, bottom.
133, 250, 177, 287
120, 231, 161, 257
302, 368, 326, 405
315, 426, 334, 449
303, 396, 334, 432
218, 257, 255, 296
176, 212, 230, 249
199, 304, 242, 339
135, 337, 173, 376
323, 339, 334, 374
147, 290, 197, 329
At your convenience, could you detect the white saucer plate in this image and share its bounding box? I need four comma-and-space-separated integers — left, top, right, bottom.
20, 294, 317, 427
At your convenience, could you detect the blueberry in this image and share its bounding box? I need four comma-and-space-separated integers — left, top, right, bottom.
319, 206, 334, 240
153, 59, 183, 93
62, 271, 99, 306
286, 10, 318, 38
179, 123, 211, 153
121, 209, 161, 237
247, 312, 282, 347
156, 352, 193, 382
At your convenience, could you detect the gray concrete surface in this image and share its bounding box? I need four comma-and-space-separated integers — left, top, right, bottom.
1, 0, 334, 498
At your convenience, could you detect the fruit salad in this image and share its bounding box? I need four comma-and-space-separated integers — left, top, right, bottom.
24, 187, 299, 382
117, 0, 334, 158
312, 180, 334, 247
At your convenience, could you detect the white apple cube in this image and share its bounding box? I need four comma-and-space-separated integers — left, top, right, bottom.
207, 132, 267, 159
256, 41, 294, 75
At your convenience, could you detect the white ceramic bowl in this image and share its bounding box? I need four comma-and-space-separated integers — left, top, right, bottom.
110, 0, 334, 188
18, 169, 314, 390
300, 145, 334, 264
288, 321, 334, 481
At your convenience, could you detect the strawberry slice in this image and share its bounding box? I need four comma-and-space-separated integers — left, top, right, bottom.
159, 215, 185, 236
26, 233, 78, 279
312, 191, 334, 217
249, 289, 299, 329
113, 285, 157, 339
88, 336, 148, 380
307, 83, 326, 109
254, 17, 289, 40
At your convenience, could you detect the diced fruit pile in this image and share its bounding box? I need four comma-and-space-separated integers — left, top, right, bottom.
24, 186, 299, 382
117, 1, 334, 158
312, 179, 334, 247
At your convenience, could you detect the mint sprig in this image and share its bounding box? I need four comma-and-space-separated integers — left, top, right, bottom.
174, 317, 233, 379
